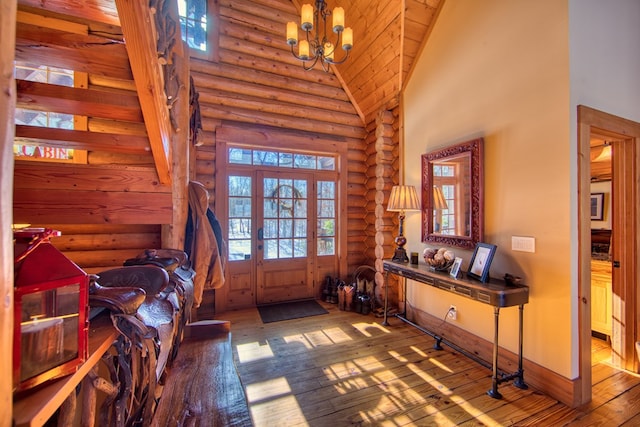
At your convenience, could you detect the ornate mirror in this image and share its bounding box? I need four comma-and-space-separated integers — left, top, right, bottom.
421, 138, 484, 249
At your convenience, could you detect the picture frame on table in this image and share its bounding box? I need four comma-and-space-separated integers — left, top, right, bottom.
449, 257, 463, 278
467, 243, 497, 283
590, 192, 604, 220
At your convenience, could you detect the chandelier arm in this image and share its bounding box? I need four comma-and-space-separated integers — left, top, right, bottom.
303, 56, 321, 71
328, 49, 350, 65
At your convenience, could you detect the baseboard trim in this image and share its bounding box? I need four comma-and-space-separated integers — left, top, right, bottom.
406, 304, 578, 407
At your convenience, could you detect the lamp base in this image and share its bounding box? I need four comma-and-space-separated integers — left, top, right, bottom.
391, 247, 409, 263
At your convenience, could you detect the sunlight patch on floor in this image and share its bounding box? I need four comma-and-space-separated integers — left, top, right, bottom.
236, 341, 274, 363
321, 326, 354, 343
407, 362, 452, 395
388, 349, 408, 362
303, 329, 337, 347
323, 356, 385, 381
428, 357, 454, 373
411, 345, 429, 357
282, 333, 314, 350
249, 395, 307, 427
352, 321, 391, 337
245, 377, 291, 403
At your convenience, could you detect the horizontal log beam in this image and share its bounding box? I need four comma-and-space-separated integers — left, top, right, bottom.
202, 105, 365, 140
215, 123, 361, 150
15, 23, 132, 80
30, 223, 161, 235
14, 161, 170, 193
52, 232, 160, 251
16, 79, 143, 122
198, 88, 363, 128
14, 189, 173, 224
190, 61, 350, 103
18, 0, 120, 26
62, 249, 144, 268
14, 125, 151, 154
191, 72, 358, 116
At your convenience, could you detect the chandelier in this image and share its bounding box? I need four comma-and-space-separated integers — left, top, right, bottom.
286, 0, 353, 72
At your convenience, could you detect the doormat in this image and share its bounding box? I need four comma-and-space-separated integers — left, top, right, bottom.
257, 299, 329, 324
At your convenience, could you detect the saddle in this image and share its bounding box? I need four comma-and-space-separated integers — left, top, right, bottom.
95, 265, 177, 381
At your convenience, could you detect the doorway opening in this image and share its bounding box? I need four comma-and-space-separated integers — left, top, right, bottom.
578, 105, 640, 406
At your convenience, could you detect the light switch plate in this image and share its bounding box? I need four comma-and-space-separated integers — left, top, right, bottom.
512, 236, 535, 253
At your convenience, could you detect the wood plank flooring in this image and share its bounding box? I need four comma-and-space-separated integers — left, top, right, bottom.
222, 301, 640, 426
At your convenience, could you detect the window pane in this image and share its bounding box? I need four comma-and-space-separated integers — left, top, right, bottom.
278, 239, 293, 258
229, 148, 252, 165
229, 218, 250, 238
279, 152, 293, 167
318, 237, 334, 256
293, 239, 307, 257
178, 0, 208, 52
228, 175, 252, 262
229, 240, 251, 261
318, 156, 335, 170
254, 150, 278, 166
229, 198, 251, 217
318, 200, 334, 218
294, 154, 316, 169
229, 176, 251, 196
278, 219, 292, 238
263, 219, 277, 238
264, 200, 278, 218
318, 219, 334, 237
318, 181, 335, 198
294, 200, 307, 218
294, 179, 307, 197
265, 240, 278, 259
294, 219, 306, 238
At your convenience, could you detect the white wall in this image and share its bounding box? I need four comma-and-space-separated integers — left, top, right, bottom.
403, 0, 640, 381
404, 0, 573, 376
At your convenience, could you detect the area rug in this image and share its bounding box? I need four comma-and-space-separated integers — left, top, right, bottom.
257, 299, 329, 324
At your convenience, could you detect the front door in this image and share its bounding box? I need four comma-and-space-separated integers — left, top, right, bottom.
224, 150, 339, 309
256, 172, 314, 304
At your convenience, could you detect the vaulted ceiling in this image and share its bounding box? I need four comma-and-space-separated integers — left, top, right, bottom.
323, 0, 443, 123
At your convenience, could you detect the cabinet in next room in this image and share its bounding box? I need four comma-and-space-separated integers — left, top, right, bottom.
591, 259, 612, 338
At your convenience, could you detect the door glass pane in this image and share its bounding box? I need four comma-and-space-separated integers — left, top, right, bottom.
228, 176, 252, 261
317, 181, 336, 256
263, 177, 308, 259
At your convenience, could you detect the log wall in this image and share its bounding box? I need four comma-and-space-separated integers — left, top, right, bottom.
13, 1, 181, 272
191, 0, 370, 281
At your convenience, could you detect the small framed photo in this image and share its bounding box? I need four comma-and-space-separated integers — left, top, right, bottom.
467, 243, 497, 283
590, 193, 605, 220
449, 257, 463, 278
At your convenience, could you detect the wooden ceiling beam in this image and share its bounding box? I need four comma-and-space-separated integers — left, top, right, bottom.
114, 0, 172, 184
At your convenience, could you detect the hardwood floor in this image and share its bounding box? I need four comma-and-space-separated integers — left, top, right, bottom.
222, 301, 640, 426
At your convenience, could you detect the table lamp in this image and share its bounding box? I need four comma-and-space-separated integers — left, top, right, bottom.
387, 185, 421, 263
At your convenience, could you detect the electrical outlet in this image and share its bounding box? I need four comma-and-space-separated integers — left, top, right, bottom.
448, 305, 457, 320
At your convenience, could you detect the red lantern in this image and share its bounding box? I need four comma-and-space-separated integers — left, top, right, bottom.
13, 228, 89, 393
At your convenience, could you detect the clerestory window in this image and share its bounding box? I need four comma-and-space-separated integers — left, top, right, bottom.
177, 0, 219, 61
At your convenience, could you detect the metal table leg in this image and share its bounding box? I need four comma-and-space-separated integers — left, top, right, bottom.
487, 306, 502, 399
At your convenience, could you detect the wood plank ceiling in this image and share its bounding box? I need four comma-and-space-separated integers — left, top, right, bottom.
291, 0, 444, 123
328, 0, 443, 123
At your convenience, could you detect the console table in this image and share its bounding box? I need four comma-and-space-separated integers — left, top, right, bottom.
383, 259, 529, 399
